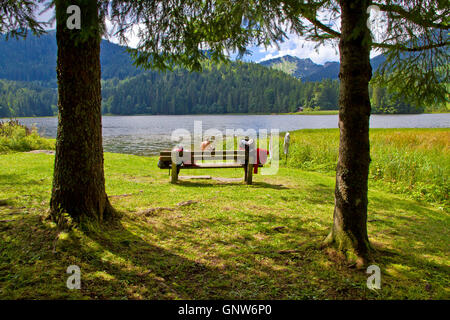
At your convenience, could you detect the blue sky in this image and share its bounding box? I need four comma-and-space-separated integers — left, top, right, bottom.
107, 26, 342, 65
108, 24, 382, 65
240, 39, 340, 64
39, 5, 342, 66
40, 5, 387, 66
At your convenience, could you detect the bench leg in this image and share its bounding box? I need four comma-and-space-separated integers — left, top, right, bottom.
246, 162, 253, 185
171, 162, 179, 183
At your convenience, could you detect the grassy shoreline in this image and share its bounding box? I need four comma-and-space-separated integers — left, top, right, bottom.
1, 125, 448, 206
279, 128, 449, 206
0, 128, 449, 299
5, 110, 450, 119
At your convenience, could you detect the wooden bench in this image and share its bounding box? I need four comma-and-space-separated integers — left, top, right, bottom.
158, 141, 261, 185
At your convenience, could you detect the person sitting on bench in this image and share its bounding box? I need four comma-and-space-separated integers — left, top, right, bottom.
201, 137, 215, 152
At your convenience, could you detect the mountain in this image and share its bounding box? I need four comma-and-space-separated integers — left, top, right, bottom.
0, 31, 388, 84
0, 31, 422, 117
264, 28, 447, 80
259, 54, 386, 81
0, 32, 309, 117
0, 31, 143, 85
259, 55, 324, 79
304, 61, 340, 81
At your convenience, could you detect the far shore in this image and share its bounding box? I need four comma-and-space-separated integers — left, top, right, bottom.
2, 110, 450, 119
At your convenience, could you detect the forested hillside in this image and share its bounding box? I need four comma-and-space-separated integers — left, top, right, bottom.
101, 62, 306, 115
0, 32, 434, 117
0, 80, 56, 117
0, 31, 143, 83
102, 71, 423, 115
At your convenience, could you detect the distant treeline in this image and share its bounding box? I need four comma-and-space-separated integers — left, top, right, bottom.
0, 62, 426, 118
0, 32, 443, 117
102, 62, 305, 115
0, 80, 56, 117
102, 62, 422, 115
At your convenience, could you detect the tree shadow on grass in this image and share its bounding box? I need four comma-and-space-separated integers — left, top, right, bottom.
363, 195, 450, 293
296, 183, 335, 205
0, 173, 45, 186
72, 212, 302, 299
68, 218, 239, 299
2, 186, 448, 299
78, 214, 334, 299
1, 206, 243, 299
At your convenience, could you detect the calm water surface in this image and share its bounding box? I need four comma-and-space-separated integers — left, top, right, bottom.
7, 114, 450, 156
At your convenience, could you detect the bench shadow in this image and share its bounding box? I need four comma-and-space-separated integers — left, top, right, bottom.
175, 180, 289, 190
252, 181, 289, 190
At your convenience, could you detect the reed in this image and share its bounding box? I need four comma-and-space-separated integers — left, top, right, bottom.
280, 128, 449, 204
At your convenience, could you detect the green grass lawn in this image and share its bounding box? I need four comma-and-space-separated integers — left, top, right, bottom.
0, 147, 449, 299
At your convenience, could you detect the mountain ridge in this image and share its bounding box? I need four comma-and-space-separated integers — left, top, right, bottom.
0, 31, 143, 84
0, 31, 387, 84
0, 31, 425, 118
258, 54, 386, 81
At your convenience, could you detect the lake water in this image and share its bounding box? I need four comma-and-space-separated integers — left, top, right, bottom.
7, 113, 450, 156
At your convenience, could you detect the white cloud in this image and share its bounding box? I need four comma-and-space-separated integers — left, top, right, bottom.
256, 34, 340, 64
246, 6, 385, 65
104, 18, 144, 49
39, 5, 382, 64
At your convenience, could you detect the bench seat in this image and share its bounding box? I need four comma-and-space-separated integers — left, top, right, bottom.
181, 163, 263, 169
158, 140, 260, 184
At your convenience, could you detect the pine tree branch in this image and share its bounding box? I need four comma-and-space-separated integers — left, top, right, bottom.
305, 16, 341, 39
375, 3, 449, 30
373, 40, 449, 52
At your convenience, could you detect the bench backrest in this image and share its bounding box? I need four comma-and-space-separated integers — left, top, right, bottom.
159, 150, 246, 164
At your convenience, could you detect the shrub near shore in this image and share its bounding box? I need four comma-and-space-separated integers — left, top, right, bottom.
0, 120, 55, 153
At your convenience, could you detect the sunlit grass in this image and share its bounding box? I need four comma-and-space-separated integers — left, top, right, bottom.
0, 149, 448, 299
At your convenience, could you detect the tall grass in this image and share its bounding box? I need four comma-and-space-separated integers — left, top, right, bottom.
0, 120, 55, 153
279, 128, 449, 204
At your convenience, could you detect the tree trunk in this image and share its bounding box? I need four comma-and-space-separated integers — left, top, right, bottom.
50, 0, 114, 223
324, 0, 373, 266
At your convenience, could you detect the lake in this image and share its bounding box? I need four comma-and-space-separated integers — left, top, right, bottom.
7, 113, 450, 156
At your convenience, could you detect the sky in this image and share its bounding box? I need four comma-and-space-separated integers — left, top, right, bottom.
99, 13, 343, 65
38, 5, 343, 65
111, 29, 341, 65
237, 39, 340, 64
39, 5, 384, 66
106, 26, 382, 65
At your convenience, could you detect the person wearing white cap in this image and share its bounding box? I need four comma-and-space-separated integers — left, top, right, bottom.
283, 132, 290, 161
